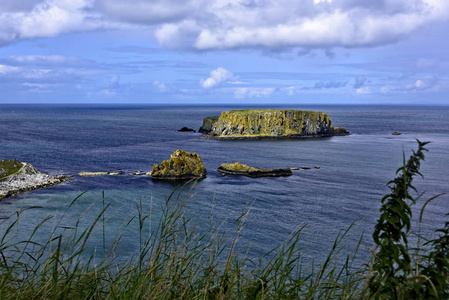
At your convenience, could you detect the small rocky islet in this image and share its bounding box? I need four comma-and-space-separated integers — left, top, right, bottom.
199, 109, 349, 139
217, 162, 293, 178
151, 149, 207, 180
1, 109, 346, 198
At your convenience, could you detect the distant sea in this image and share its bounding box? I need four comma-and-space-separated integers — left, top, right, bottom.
0, 104, 448, 265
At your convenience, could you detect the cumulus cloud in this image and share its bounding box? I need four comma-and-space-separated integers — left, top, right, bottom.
200, 67, 233, 89
187, 0, 449, 50
0, 0, 448, 51
0, 0, 109, 46
405, 78, 437, 91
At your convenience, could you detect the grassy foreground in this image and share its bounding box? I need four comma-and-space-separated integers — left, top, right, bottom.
0, 141, 447, 299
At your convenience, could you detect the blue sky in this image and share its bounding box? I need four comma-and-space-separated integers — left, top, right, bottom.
0, 0, 448, 104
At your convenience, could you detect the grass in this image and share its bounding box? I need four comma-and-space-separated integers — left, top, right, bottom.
0, 159, 23, 180
228, 109, 322, 115
0, 141, 447, 299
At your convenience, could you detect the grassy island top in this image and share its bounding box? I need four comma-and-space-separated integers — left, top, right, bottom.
225, 109, 324, 115
0, 159, 23, 180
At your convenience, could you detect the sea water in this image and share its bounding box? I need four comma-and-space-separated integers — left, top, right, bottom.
0, 104, 448, 266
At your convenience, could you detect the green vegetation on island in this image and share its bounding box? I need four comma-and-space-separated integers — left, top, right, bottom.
0, 159, 23, 180
199, 109, 349, 139
0, 141, 447, 299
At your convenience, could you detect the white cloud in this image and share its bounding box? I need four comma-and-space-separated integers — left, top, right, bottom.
0, 0, 447, 51
0, 64, 20, 74
0, 0, 109, 46
356, 87, 371, 94
234, 87, 275, 98
162, 0, 449, 50
200, 67, 233, 89
415, 79, 425, 89
380, 78, 438, 93
285, 86, 297, 96
153, 80, 168, 93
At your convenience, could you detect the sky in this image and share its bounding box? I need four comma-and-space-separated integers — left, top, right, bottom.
0, 0, 448, 105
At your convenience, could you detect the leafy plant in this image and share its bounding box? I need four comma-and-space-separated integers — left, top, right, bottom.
369, 140, 448, 299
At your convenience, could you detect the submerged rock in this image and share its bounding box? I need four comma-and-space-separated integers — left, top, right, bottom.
200, 109, 349, 140
0, 162, 67, 200
151, 149, 207, 180
217, 162, 293, 178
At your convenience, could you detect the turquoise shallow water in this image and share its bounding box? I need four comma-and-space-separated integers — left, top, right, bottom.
0, 104, 448, 265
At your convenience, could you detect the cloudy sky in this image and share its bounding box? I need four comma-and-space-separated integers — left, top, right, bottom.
0, 0, 448, 104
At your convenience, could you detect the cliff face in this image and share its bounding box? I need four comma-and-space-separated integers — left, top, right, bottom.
198, 116, 219, 133
151, 149, 207, 180
200, 109, 348, 139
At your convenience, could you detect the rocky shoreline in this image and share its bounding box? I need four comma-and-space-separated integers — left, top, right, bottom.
204, 132, 349, 140
0, 163, 68, 200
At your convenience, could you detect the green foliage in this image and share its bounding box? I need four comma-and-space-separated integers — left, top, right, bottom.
0, 159, 22, 180
369, 140, 448, 299
419, 215, 449, 299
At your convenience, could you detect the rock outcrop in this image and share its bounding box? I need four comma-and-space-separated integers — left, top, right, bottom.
151, 149, 207, 180
198, 116, 219, 133
178, 127, 196, 132
217, 162, 293, 178
200, 109, 349, 139
0, 162, 67, 200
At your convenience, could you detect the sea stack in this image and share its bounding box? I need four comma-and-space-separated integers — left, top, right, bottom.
151, 149, 207, 180
199, 109, 349, 139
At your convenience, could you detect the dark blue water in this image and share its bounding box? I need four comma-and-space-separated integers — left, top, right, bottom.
0, 104, 448, 266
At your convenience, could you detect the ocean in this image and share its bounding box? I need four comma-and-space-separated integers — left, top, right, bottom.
0, 104, 448, 266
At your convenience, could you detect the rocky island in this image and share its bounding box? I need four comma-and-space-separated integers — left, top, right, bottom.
199, 109, 349, 139
151, 149, 207, 180
217, 162, 293, 178
0, 160, 67, 200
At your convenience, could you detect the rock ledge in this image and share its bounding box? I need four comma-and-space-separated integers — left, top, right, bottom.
217, 162, 293, 178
